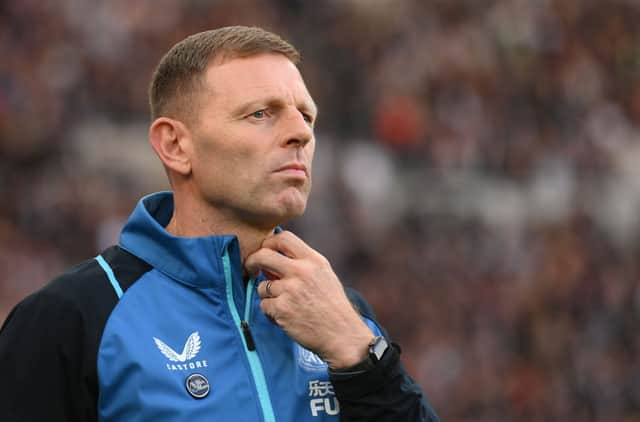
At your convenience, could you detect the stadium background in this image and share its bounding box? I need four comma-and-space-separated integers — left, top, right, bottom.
2, 1, 640, 420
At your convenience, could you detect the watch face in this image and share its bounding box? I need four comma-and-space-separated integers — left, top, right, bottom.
370, 336, 389, 361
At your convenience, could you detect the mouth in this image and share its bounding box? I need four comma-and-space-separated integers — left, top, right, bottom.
274, 162, 308, 178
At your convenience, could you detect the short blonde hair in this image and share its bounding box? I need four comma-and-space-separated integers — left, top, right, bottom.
149, 26, 300, 121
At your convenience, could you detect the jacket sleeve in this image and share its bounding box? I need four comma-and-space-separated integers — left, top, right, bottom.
330, 288, 439, 422
0, 292, 97, 422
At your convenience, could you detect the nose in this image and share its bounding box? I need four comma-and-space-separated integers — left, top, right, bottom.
281, 108, 313, 148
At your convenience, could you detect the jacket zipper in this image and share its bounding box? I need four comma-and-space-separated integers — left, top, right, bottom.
241, 320, 256, 351
222, 250, 276, 422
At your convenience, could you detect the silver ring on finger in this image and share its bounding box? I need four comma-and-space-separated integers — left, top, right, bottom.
265, 280, 274, 298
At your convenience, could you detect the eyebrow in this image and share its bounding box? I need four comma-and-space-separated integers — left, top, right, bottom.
232, 95, 318, 119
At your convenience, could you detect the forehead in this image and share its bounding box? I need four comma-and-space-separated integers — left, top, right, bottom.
203, 54, 315, 112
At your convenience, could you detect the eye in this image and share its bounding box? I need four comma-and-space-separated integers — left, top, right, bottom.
251, 110, 267, 119
300, 111, 314, 124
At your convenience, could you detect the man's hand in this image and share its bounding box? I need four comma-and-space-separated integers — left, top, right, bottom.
244, 231, 374, 369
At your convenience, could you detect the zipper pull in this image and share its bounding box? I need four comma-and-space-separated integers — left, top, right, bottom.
241, 320, 256, 351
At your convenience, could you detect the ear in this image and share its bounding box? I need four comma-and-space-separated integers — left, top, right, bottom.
149, 117, 192, 177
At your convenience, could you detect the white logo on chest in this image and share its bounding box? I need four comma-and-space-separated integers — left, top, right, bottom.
309, 380, 339, 416
153, 331, 208, 371
154, 331, 201, 361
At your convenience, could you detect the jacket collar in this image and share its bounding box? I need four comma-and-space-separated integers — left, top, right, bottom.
119, 191, 243, 287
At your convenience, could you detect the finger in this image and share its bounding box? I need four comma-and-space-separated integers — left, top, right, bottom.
262, 230, 312, 259
257, 279, 280, 299
245, 247, 293, 279
259, 299, 279, 325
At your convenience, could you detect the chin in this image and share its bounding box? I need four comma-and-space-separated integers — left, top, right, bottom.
286, 204, 307, 219
280, 188, 309, 212
270, 201, 308, 226
279, 201, 308, 220
250, 189, 308, 226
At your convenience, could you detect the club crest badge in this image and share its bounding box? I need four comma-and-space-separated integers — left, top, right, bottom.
297, 344, 328, 372
185, 373, 210, 399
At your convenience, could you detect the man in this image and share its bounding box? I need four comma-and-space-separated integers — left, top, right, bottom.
0, 26, 438, 421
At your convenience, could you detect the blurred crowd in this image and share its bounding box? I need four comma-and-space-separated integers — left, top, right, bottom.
2, 0, 640, 420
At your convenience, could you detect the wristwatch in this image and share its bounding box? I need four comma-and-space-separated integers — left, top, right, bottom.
330, 336, 390, 374
368, 335, 389, 363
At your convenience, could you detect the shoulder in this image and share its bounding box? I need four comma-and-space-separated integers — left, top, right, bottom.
0, 246, 151, 420
45, 245, 151, 303
1, 246, 152, 340
6, 255, 109, 330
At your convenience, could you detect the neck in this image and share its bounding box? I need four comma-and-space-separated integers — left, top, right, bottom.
166, 193, 275, 265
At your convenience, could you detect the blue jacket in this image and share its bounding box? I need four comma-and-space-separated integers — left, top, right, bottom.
0, 192, 439, 421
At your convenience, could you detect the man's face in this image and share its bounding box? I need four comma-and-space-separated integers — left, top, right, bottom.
188, 53, 317, 229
